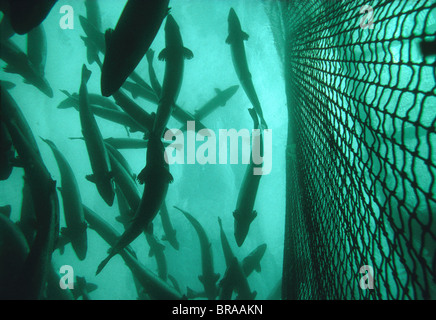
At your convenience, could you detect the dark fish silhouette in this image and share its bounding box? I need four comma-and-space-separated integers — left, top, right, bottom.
0, 39, 53, 97
0, 212, 29, 299
159, 201, 179, 250
3, 0, 56, 35
4, 120, 59, 300
78, 65, 114, 206
226, 8, 267, 129
101, 0, 170, 96
174, 206, 220, 300
41, 138, 87, 261
153, 14, 193, 137
233, 108, 263, 247
193, 85, 240, 121
145, 232, 168, 281
96, 134, 172, 275
242, 243, 267, 276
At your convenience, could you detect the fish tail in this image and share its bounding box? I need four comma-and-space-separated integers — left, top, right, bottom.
96, 252, 113, 275
81, 64, 92, 84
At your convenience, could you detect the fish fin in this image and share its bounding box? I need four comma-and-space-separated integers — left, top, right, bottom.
198, 275, 204, 284
56, 98, 76, 109
85, 174, 96, 183
81, 64, 92, 84
59, 89, 73, 98
57, 187, 63, 193
254, 262, 261, 273
242, 31, 249, 41
215, 88, 222, 94
115, 215, 129, 224
145, 222, 154, 235
167, 7, 171, 15
158, 48, 167, 61
225, 35, 232, 44
251, 210, 258, 222
86, 283, 98, 293
96, 252, 114, 275
23, 79, 31, 84
183, 47, 194, 60
3, 64, 18, 74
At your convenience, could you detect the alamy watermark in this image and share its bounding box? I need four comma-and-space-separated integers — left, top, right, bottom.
359, 265, 374, 290
164, 121, 272, 176
360, 5, 375, 30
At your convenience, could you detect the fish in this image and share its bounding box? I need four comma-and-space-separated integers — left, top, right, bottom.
41, 138, 88, 261
27, 24, 47, 77
104, 137, 149, 150
1, 83, 42, 157
174, 206, 220, 300
226, 8, 267, 129
219, 256, 256, 300
193, 85, 240, 121
101, 0, 170, 96
96, 133, 173, 275
153, 14, 194, 137
84, 206, 182, 299
145, 232, 168, 281
78, 65, 115, 206
0, 120, 14, 180
0, 39, 53, 97
242, 243, 267, 276
4, 0, 56, 35
57, 90, 121, 111
0, 212, 30, 299
233, 108, 263, 247
159, 201, 179, 250
4, 120, 59, 300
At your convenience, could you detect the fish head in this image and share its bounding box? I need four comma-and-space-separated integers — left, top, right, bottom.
164, 14, 182, 47
228, 8, 241, 31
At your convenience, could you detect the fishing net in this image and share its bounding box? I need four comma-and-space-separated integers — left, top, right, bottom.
265, 0, 436, 299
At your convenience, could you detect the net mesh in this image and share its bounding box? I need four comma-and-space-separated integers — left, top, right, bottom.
265, 0, 436, 300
